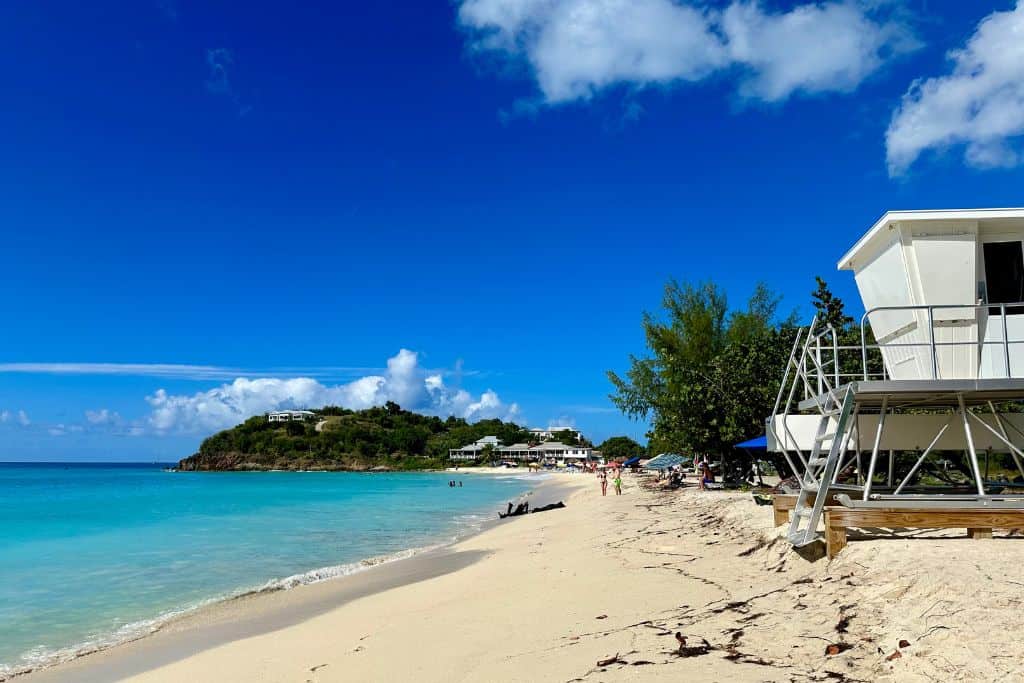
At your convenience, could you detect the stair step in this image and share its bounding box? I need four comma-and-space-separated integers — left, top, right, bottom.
815, 432, 837, 442
789, 531, 822, 547
808, 457, 828, 467
795, 508, 813, 517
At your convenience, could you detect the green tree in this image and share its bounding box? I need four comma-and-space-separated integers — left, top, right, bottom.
607, 279, 796, 463
598, 436, 644, 460
550, 429, 581, 446
811, 276, 854, 331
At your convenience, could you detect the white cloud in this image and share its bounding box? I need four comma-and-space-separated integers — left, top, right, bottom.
85, 409, 122, 425
17, 410, 29, 427
48, 423, 82, 436
886, 2, 1024, 174
458, 0, 914, 105
0, 362, 385, 381
144, 349, 520, 433
722, 2, 915, 102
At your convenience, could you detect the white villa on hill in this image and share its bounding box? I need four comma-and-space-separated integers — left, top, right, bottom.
267, 410, 316, 422
529, 426, 583, 442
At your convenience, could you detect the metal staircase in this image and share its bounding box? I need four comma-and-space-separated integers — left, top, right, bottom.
786, 385, 857, 546
770, 315, 865, 546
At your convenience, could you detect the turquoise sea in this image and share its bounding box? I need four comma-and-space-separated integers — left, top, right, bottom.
0, 463, 535, 677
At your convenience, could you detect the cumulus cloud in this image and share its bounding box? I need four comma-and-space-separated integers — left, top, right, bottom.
722, 2, 915, 102
145, 349, 520, 433
886, 2, 1024, 174
457, 0, 915, 105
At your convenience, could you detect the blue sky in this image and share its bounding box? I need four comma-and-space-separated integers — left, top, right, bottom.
3, 1, 1024, 461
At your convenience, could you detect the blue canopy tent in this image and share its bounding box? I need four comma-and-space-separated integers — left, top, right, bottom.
734, 435, 767, 450
644, 453, 688, 470
620, 456, 642, 468
734, 435, 768, 485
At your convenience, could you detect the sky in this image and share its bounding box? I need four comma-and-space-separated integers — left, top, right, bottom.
3, 0, 1024, 461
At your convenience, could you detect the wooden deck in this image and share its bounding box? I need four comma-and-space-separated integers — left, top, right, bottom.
771, 493, 843, 527
823, 507, 1024, 559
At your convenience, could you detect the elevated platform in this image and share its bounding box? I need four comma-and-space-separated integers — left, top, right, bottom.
798, 378, 1024, 411
769, 318, 1024, 547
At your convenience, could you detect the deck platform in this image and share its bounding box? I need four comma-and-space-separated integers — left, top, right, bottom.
771, 493, 842, 526
798, 378, 1024, 411
823, 506, 1024, 559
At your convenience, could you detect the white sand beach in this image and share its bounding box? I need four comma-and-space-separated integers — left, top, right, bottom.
22, 472, 1024, 682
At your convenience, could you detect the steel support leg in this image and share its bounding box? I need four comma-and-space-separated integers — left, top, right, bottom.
988, 401, 1024, 481
966, 409, 1024, 481
959, 394, 986, 497
893, 416, 952, 495
863, 396, 888, 500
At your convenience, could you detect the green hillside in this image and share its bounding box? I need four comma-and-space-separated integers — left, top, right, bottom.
177, 402, 533, 471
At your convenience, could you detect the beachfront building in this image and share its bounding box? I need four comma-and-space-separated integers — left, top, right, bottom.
529, 426, 583, 442
267, 410, 316, 422
450, 436, 594, 463
490, 441, 596, 462
495, 443, 533, 460
449, 436, 502, 461
528, 441, 592, 461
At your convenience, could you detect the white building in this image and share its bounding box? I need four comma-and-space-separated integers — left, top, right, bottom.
529, 426, 583, 442
449, 436, 502, 460
528, 441, 593, 461
267, 410, 316, 422
494, 441, 594, 462
495, 443, 533, 460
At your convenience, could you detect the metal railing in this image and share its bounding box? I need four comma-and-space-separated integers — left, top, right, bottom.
794, 301, 1024, 393
860, 302, 1024, 382
793, 303, 1024, 396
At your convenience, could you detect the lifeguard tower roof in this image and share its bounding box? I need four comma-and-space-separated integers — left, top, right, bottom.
838, 208, 1024, 271
836, 208, 1024, 382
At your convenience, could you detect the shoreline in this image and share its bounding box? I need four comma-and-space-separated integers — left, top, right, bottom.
13, 472, 573, 683
21, 472, 1021, 681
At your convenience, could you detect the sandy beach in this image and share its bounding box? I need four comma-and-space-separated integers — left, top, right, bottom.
22, 471, 1024, 682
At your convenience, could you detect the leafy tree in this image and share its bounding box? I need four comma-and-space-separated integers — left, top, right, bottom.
598, 436, 644, 460
550, 429, 581, 446
811, 276, 854, 331
811, 277, 883, 381
608, 279, 796, 465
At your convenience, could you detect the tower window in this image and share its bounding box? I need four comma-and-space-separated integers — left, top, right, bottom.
984, 241, 1024, 314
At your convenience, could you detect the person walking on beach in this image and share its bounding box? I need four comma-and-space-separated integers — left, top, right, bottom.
613, 472, 622, 495
599, 470, 608, 496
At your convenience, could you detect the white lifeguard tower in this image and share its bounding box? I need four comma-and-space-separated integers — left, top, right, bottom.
769, 209, 1024, 546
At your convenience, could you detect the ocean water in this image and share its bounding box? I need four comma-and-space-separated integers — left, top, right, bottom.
0, 463, 536, 677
